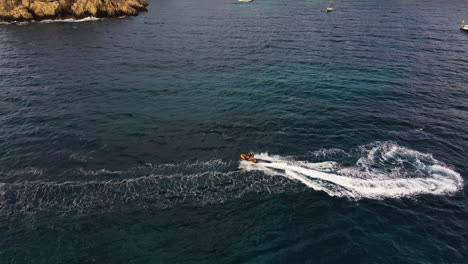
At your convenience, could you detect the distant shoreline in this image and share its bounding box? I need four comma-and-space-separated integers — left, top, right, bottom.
0, 0, 148, 23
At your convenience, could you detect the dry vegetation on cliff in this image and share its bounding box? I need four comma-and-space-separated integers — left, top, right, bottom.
0, 0, 148, 22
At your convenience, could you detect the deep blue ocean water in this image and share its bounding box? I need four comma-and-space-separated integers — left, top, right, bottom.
0, 0, 467, 263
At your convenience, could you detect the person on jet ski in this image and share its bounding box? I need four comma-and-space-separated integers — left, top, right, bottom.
246, 153, 255, 161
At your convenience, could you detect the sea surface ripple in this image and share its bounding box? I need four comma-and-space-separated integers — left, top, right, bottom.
0, 0, 467, 263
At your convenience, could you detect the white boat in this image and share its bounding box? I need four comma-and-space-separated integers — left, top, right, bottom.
461, 20, 468, 31
326, 7, 334, 13
238, 0, 254, 3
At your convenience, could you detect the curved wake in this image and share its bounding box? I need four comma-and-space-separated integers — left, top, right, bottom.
0, 142, 463, 217
240, 142, 463, 200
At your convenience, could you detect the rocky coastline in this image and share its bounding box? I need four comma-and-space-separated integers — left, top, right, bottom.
0, 0, 148, 23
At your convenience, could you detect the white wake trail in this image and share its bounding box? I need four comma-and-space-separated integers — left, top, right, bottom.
240, 142, 463, 200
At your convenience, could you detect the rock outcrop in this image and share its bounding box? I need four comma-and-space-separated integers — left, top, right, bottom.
0, 0, 148, 22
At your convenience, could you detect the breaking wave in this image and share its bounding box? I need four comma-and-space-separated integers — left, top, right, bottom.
0, 17, 102, 25
240, 142, 463, 200
38, 17, 102, 23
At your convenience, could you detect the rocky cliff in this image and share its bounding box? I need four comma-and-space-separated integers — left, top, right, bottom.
0, 0, 148, 22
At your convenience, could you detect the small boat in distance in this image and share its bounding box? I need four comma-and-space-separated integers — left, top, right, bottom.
238, 0, 254, 3
326, 7, 334, 13
461, 21, 468, 31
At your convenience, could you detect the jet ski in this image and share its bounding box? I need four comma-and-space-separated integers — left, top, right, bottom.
240, 154, 257, 163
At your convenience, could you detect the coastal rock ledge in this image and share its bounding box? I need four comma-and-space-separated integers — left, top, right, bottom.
0, 0, 148, 22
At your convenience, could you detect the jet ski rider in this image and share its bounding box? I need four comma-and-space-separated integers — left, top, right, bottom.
246, 153, 255, 161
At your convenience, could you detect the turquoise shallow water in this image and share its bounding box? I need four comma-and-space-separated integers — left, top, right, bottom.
0, 0, 467, 263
